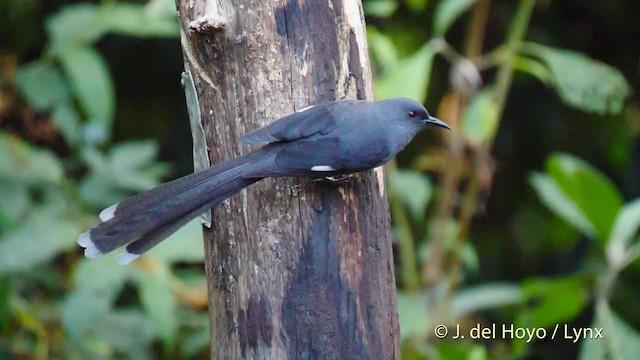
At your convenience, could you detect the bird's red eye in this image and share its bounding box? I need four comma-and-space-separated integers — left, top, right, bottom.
408, 111, 416, 118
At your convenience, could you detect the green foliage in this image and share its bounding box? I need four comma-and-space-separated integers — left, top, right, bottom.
1, 1, 208, 358
451, 283, 524, 317
530, 153, 623, 241
436, 342, 488, 360
52, 104, 83, 146
46, 2, 178, 53
531, 153, 640, 358
397, 291, 431, 340
405, 0, 429, 12
513, 56, 552, 85
59, 221, 205, 356
149, 220, 204, 263
433, 0, 476, 37
521, 43, 631, 115
91, 310, 157, 359
607, 199, 640, 252
364, 0, 398, 17
79, 142, 169, 207
46, 3, 107, 51
0, 206, 81, 274
59, 46, 115, 138
101, 3, 180, 38
517, 276, 589, 329
62, 256, 130, 338
580, 303, 640, 360
371, 0, 637, 358
367, 28, 399, 70
461, 87, 500, 147
135, 261, 178, 352
374, 42, 436, 102
2, 0, 637, 358
19, 1, 179, 148
0, 181, 29, 225
15, 61, 70, 111
388, 169, 433, 221
0, 133, 64, 184
606, 199, 640, 273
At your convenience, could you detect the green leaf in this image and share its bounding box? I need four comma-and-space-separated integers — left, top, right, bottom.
396, 291, 430, 340
58, 46, 115, 137
150, 220, 204, 263
452, 283, 524, 317
608, 199, 640, 249
0, 279, 10, 333
363, 0, 398, 18
46, 3, 103, 51
101, 3, 178, 38
530, 173, 596, 238
375, 43, 436, 102
79, 174, 129, 207
180, 327, 211, 357
93, 310, 156, 358
62, 289, 112, 339
607, 199, 640, 269
514, 56, 553, 84
0, 133, 64, 184
63, 256, 130, 339
147, 0, 179, 16
73, 256, 130, 297
461, 88, 500, 147
367, 27, 399, 70
0, 206, 80, 274
517, 276, 588, 329
46, 3, 177, 53
624, 239, 640, 268
579, 303, 640, 360
15, 61, 70, 110
438, 342, 487, 360
522, 43, 631, 115
387, 170, 433, 220
406, 0, 429, 12
110, 141, 160, 174
52, 104, 82, 146
0, 180, 30, 225
433, 0, 476, 37
135, 261, 178, 350
546, 154, 623, 241
79, 141, 168, 205
530, 153, 623, 241
108, 141, 168, 191
460, 241, 479, 273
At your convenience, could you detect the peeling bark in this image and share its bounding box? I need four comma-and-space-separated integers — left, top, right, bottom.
175, 1, 399, 358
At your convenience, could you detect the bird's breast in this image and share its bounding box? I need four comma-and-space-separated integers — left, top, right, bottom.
338, 134, 393, 171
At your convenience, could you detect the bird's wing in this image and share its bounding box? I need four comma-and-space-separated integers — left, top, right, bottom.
239, 103, 338, 144
273, 137, 342, 172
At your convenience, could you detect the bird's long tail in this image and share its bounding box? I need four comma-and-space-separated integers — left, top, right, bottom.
77, 151, 266, 264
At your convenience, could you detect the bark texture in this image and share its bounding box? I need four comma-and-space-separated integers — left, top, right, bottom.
175, 1, 400, 358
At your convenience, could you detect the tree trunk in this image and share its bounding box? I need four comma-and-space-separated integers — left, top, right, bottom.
175, 1, 400, 358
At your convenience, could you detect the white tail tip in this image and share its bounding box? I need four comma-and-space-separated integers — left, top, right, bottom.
118, 250, 140, 265
297, 104, 316, 113
311, 165, 336, 171
78, 231, 102, 258
99, 203, 118, 222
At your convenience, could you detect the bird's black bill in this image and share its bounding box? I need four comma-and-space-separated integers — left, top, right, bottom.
425, 116, 451, 130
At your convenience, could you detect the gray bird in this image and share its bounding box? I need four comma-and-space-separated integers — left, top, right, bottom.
78, 97, 450, 264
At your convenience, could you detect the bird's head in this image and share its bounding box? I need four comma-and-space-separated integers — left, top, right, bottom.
386, 97, 451, 130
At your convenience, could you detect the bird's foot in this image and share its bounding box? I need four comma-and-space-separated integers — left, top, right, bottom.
314, 174, 354, 184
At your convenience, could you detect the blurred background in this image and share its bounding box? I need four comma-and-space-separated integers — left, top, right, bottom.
0, 0, 638, 359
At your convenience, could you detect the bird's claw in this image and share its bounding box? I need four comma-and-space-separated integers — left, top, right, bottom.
314, 174, 354, 184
